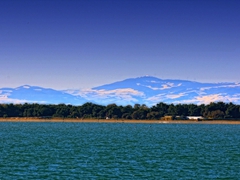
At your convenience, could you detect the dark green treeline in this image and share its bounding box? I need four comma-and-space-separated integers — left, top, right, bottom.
0, 102, 240, 120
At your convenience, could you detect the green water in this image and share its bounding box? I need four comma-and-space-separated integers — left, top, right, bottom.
0, 122, 239, 179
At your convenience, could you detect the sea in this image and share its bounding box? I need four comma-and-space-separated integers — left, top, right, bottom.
0, 122, 239, 179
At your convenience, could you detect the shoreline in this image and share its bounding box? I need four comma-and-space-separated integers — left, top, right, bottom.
0, 118, 240, 124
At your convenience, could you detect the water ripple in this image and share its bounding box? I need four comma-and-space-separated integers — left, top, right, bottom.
0, 123, 239, 179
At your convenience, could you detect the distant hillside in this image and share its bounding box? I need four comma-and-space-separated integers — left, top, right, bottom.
0, 85, 86, 105
1, 76, 240, 105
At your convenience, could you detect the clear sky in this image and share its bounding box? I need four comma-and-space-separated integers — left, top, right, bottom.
1, 0, 240, 90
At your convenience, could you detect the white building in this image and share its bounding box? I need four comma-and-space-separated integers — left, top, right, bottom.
187, 116, 203, 120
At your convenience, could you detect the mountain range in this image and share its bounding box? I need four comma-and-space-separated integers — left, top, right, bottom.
1, 76, 240, 106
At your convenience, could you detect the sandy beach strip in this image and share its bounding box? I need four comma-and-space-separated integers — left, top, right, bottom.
0, 118, 240, 124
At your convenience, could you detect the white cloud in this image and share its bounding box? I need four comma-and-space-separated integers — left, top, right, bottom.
0, 92, 46, 104
173, 94, 240, 105
0, 90, 12, 94
166, 93, 185, 99
146, 93, 167, 103
146, 92, 240, 105
160, 83, 182, 90
94, 88, 144, 96
150, 80, 158, 83
76, 88, 144, 96
196, 94, 240, 104
200, 83, 240, 91
137, 82, 182, 91
200, 87, 212, 91
160, 83, 174, 90
0, 95, 44, 104
173, 99, 199, 104
23, 86, 30, 89
0, 91, 12, 96
66, 88, 144, 102
145, 86, 162, 90
147, 92, 186, 103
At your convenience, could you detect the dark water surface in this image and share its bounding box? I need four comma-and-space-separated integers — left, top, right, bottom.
0, 122, 239, 179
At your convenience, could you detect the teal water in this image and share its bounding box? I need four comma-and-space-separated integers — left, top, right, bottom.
0, 123, 239, 179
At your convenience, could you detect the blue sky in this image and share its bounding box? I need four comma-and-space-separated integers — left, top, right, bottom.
1, 0, 239, 90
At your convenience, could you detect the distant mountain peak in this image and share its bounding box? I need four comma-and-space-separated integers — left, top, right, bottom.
16, 85, 30, 88
1, 76, 240, 105
22, 85, 31, 89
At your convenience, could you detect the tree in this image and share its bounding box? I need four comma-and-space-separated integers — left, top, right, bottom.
208, 110, 225, 119
53, 104, 69, 118
175, 104, 188, 116
79, 103, 94, 118
134, 104, 141, 110
167, 104, 176, 116
152, 102, 169, 117
147, 111, 160, 119
122, 113, 132, 119
225, 104, 240, 118
23, 108, 34, 117
105, 104, 122, 119
188, 104, 201, 116
5, 103, 21, 117
39, 106, 53, 117
0, 105, 5, 117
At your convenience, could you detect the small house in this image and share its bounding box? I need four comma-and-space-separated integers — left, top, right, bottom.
186, 116, 203, 120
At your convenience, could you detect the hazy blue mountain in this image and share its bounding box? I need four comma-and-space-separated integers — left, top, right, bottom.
1, 76, 240, 106
0, 85, 86, 105
91, 76, 240, 105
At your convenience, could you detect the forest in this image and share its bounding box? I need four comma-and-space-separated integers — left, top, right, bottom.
0, 102, 240, 120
